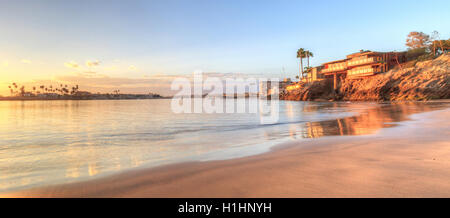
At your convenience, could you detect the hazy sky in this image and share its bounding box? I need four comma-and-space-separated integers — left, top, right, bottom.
1, 0, 449, 95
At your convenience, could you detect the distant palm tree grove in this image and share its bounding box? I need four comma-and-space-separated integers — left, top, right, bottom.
2, 82, 164, 100
7, 82, 81, 97
8, 82, 79, 97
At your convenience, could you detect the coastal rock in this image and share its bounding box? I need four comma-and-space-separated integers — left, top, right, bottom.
280, 79, 334, 101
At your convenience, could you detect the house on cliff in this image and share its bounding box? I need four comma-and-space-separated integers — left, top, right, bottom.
303, 50, 407, 90
302, 66, 325, 83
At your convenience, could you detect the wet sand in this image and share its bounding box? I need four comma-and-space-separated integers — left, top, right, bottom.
4, 105, 450, 198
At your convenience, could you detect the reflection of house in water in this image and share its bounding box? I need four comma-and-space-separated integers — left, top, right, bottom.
301, 103, 437, 139
304, 122, 325, 138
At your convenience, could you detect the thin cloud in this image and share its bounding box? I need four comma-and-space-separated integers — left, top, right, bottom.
77, 71, 98, 77
128, 65, 137, 70
86, 60, 100, 67
103, 65, 118, 71
64, 61, 79, 68
21, 59, 32, 64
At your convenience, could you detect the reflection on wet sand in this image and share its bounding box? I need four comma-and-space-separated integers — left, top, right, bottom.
299, 102, 447, 138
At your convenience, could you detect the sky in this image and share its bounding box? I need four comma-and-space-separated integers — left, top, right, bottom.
0, 0, 449, 95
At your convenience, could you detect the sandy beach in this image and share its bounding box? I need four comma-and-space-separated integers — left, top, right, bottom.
4, 104, 450, 198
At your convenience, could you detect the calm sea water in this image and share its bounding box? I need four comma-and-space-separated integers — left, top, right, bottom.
0, 99, 441, 192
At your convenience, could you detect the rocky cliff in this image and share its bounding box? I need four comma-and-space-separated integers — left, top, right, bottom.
280, 54, 450, 101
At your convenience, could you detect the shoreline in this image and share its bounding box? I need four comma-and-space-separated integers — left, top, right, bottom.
4, 104, 450, 198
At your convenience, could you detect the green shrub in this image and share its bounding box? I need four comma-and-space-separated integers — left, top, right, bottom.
416, 53, 434, 61
406, 48, 428, 61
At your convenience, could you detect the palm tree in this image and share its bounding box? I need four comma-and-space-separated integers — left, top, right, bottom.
70, 85, 79, 96
305, 51, 313, 68
304, 51, 314, 80
20, 86, 25, 96
297, 48, 306, 81
40, 85, 45, 94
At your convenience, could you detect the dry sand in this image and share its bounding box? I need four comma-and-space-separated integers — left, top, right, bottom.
4, 108, 450, 198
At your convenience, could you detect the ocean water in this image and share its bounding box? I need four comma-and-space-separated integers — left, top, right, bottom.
0, 99, 444, 192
